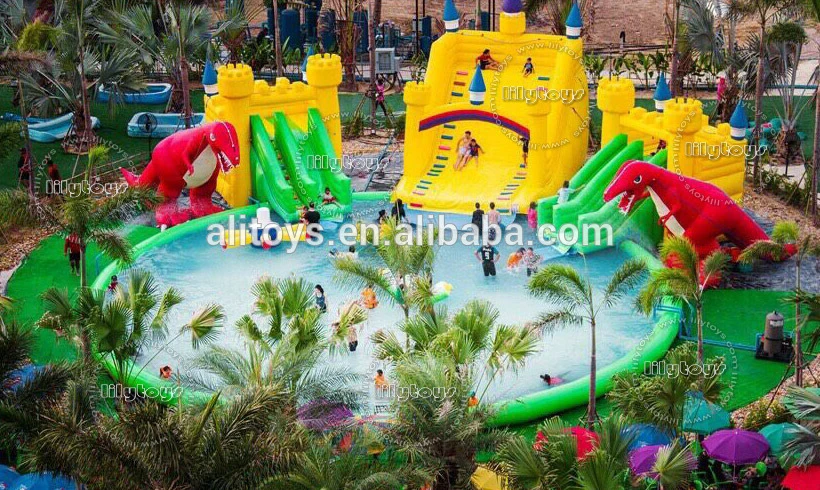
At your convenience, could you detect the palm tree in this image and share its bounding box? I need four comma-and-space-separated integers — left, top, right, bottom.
0, 146, 158, 288
0, 322, 73, 465
524, 0, 594, 37
608, 344, 724, 434
189, 276, 365, 411
371, 299, 540, 402
529, 258, 648, 428
731, 0, 801, 184
782, 386, 820, 466
638, 237, 730, 365
652, 442, 696, 490
740, 221, 819, 386
333, 218, 437, 321
97, 2, 213, 125
0, 294, 13, 332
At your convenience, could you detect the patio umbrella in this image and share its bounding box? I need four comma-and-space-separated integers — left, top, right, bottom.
622, 423, 674, 451
296, 400, 354, 431
568, 427, 599, 460
0, 465, 19, 489
703, 429, 770, 465
629, 444, 666, 475
782, 465, 820, 490
9, 472, 74, 490
760, 422, 801, 457
682, 391, 731, 434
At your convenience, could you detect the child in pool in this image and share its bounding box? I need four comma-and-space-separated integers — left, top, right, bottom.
361, 283, 379, 309
107, 275, 119, 293
506, 247, 526, 270
314, 284, 327, 312
467, 391, 479, 407
374, 369, 388, 388
160, 365, 173, 379
540, 373, 564, 385
523, 247, 542, 277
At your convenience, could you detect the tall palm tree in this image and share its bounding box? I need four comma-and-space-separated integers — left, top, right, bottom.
731, 0, 801, 184
334, 218, 437, 321
740, 221, 819, 386
800, 0, 820, 222
529, 258, 648, 428
638, 237, 730, 365
371, 299, 540, 401
0, 146, 158, 288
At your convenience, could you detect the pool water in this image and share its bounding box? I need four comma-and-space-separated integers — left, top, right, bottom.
127, 204, 655, 406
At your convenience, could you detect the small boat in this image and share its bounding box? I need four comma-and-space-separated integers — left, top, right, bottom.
127, 112, 206, 138
97, 82, 173, 105
27, 113, 101, 143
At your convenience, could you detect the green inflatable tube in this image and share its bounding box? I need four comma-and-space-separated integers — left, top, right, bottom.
272, 111, 320, 206
250, 115, 301, 223
352, 191, 391, 202
488, 241, 680, 427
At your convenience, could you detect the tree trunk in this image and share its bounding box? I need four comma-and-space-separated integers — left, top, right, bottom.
696, 303, 704, 365
368, 0, 378, 133
17, 81, 35, 195
273, 0, 284, 78
669, 0, 680, 97
79, 248, 93, 364
587, 319, 597, 429
812, 86, 819, 223
795, 260, 803, 386
752, 22, 766, 186
180, 55, 192, 129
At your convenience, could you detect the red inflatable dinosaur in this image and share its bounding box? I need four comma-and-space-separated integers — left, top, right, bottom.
603, 160, 770, 258
122, 122, 240, 227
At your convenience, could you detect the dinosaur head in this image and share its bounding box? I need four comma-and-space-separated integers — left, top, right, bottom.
603, 160, 658, 215
207, 122, 240, 173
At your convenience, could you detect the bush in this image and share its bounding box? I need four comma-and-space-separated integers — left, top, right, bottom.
741, 398, 791, 430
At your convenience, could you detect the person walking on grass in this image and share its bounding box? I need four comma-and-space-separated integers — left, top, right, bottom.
375, 76, 389, 117
64, 232, 84, 276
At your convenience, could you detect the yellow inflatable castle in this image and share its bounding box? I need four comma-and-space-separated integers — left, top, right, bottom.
394, 0, 589, 214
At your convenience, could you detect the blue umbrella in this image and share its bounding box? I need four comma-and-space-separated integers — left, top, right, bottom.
682, 391, 731, 435
0, 465, 19, 489
622, 423, 674, 451
9, 472, 74, 490
6, 364, 41, 392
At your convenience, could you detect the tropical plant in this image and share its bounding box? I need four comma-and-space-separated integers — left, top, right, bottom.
371, 299, 541, 402
524, 0, 595, 38
633, 52, 657, 89
608, 344, 725, 433
582, 53, 606, 88
638, 236, 730, 365
529, 257, 648, 428
651, 442, 697, 490
740, 221, 820, 386
333, 217, 437, 320
216, 0, 264, 64
782, 386, 820, 466
0, 146, 158, 288
0, 294, 13, 332
188, 276, 365, 411
731, 0, 802, 184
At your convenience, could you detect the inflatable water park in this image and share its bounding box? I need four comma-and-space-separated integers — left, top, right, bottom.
1, 0, 818, 488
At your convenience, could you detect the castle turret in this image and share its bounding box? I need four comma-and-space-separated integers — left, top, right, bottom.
597, 77, 635, 146
729, 102, 748, 140
213, 63, 255, 207
306, 53, 343, 157
653, 73, 671, 112
566, 1, 583, 40
202, 55, 218, 97
443, 0, 459, 32
499, 0, 525, 35
469, 66, 486, 105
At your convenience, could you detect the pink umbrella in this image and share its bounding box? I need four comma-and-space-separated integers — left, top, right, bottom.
703, 429, 770, 465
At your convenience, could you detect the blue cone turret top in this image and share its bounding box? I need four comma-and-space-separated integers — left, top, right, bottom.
203, 55, 218, 96
502, 0, 523, 13
730, 103, 748, 140
443, 0, 459, 32
469, 66, 486, 105
301, 45, 314, 82
653, 73, 671, 112
566, 2, 583, 39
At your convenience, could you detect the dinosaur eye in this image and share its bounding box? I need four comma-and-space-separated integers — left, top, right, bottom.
633, 175, 642, 184
210, 133, 216, 142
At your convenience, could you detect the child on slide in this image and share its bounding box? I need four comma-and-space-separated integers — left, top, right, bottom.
462, 139, 484, 169
522, 57, 534, 77
527, 202, 537, 230
322, 187, 337, 206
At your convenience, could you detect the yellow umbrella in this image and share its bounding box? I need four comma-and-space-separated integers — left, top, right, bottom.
471, 466, 507, 490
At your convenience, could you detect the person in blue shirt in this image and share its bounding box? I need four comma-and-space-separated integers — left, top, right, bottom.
475, 244, 500, 277
522, 57, 534, 77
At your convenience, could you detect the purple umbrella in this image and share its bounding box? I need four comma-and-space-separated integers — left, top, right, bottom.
630, 445, 666, 476
703, 429, 770, 465
297, 400, 354, 431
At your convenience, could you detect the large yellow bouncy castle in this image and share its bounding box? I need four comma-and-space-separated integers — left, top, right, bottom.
394, 0, 589, 214
204, 55, 351, 221
598, 76, 747, 202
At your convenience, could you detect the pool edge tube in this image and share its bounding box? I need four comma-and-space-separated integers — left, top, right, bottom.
352, 191, 391, 202
487, 240, 681, 427
91, 205, 260, 406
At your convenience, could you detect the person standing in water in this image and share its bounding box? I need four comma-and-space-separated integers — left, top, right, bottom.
475, 243, 500, 277
314, 284, 327, 312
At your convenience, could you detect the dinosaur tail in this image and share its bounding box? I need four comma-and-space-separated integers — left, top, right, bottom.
120, 163, 158, 187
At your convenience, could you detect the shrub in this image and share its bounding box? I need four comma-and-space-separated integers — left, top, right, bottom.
741, 398, 791, 430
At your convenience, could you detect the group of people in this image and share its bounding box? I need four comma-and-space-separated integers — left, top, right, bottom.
18, 148, 61, 192
475, 49, 535, 78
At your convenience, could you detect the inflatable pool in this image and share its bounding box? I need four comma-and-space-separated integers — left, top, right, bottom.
127, 112, 205, 138
1, 112, 47, 124
26, 113, 101, 143
97, 82, 172, 104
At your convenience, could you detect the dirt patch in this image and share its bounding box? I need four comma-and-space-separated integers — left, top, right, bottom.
743, 185, 820, 242
0, 227, 53, 272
